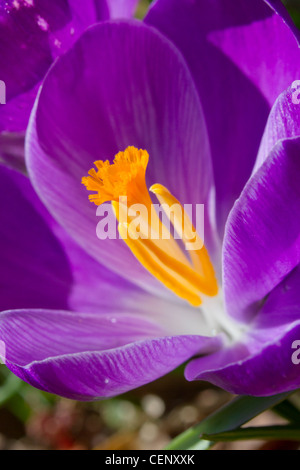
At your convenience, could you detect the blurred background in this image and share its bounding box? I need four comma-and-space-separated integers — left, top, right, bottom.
2, 363, 300, 450
1, 0, 300, 451
0, 364, 231, 450
283, 0, 300, 28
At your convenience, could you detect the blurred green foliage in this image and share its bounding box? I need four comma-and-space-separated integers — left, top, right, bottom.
0, 367, 57, 424
136, 0, 153, 19
282, 0, 300, 28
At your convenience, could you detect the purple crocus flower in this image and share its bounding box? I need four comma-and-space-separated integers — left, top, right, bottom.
1, 0, 300, 401
0, 0, 139, 172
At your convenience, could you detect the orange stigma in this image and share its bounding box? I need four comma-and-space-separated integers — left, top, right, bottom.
82, 146, 218, 306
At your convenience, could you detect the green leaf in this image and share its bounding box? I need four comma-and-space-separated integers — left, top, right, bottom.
165, 392, 291, 450
273, 399, 300, 424
202, 425, 300, 442
282, 1, 300, 29
0, 372, 23, 406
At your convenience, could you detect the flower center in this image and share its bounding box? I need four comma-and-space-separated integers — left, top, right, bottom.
82, 146, 218, 307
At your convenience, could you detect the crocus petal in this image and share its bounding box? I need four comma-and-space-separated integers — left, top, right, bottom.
256, 264, 300, 328
0, 0, 139, 102
0, 164, 156, 314
0, 309, 223, 400
223, 137, 300, 322
185, 265, 300, 396
0, 133, 26, 174
0, 0, 69, 102
1, 163, 213, 335
0, 0, 139, 136
0, 85, 38, 134
265, 0, 300, 44
145, 0, 300, 234
255, 83, 300, 171
104, 0, 138, 18
26, 20, 214, 295
185, 320, 300, 396
0, 85, 37, 170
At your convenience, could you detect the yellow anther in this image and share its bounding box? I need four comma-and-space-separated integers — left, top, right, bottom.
82, 147, 218, 305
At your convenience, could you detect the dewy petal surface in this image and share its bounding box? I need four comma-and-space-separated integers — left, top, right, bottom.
26, 20, 214, 296
0, 0, 139, 168
0, 0, 139, 103
223, 136, 300, 322
145, 0, 300, 235
185, 265, 300, 396
0, 0, 69, 103
0, 309, 223, 400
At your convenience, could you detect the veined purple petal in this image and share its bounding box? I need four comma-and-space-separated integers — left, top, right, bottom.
256, 264, 300, 328
185, 264, 300, 396
223, 137, 300, 322
265, 0, 300, 44
0, 0, 139, 102
185, 320, 300, 396
255, 83, 300, 171
145, 0, 300, 235
0, 0, 139, 143
0, 0, 67, 102
0, 309, 223, 400
0, 164, 156, 314
26, 20, 215, 296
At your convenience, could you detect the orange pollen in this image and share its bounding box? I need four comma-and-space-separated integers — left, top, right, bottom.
82, 146, 218, 306
81, 146, 149, 206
